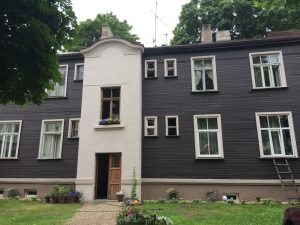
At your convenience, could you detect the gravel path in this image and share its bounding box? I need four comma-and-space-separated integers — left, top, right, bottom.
67, 202, 123, 225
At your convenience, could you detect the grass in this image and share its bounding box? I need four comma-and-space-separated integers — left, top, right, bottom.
135, 201, 294, 225
0, 199, 81, 225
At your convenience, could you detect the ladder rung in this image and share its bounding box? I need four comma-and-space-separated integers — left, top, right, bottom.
275, 163, 289, 166
278, 171, 291, 174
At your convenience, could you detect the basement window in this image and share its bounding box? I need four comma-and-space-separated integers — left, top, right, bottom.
25, 189, 37, 198
0, 190, 4, 198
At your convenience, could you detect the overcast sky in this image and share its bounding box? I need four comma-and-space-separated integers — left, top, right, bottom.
72, 0, 190, 47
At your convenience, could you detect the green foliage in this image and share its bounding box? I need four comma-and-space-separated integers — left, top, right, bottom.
193, 199, 200, 204
7, 188, 20, 199
227, 198, 235, 204
171, 0, 300, 45
158, 198, 166, 203
0, 0, 76, 105
66, 12, 139, 51
131, 167, 138, 200
166, 188, 178, 200
261, 197, 274, 205
170, 198, 178, 204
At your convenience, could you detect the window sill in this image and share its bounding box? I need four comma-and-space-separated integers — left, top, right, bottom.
67, 137, 79, 140
258, 155, 298, 159
164, 76, 178, 79
44, 96, 68, 100
165, 135, 180, 138
74, 79, 83, 82
37, 158, 63, 160
144, 77, 158, 79
251, 86, 288, 92
195, 156, 224, 159
0, 158, 18, 160
191, 90, 219, 94
94, 124, 125, 130
144, 135, 158, 138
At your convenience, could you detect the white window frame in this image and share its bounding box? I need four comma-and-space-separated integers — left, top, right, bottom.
46, 64, 68, 97
165, 115, 179, 136
249, 51, 287, 89
38, 119, 64, 159
193, 114, 224, 159
145, 60, 157, 78
74, 63, 84, 81
164, 59, 177, 77
255, 111, 297, 158
25, 189, 37, 198
191, 56, 218, 92
0, 120, 22, 159
144, 116, 158, 137
68, 118, 80, 138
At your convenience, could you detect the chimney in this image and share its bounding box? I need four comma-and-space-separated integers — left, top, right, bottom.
216, 30, 231, 42
101, 27, 113, 39
201, 24, 212, 43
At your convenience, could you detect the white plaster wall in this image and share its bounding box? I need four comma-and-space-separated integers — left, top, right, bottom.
76, 40, 143, 201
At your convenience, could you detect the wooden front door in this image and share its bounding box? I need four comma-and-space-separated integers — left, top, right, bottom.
107, 153, 121, 200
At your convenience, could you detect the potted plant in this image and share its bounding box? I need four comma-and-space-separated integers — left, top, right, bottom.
44, 194, 51, 203
207, 190, 218, 202
57, 186, 68, 204
116, 190, 124, 202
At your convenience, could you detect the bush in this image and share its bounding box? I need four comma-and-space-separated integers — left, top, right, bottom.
261, 198, 274, 205
158, 198, 166, 203
166, 188, 178, 200
7, 188, 20, 199
170, 198, 178, 204
227, 198, 235, 204
193, 199, 200, 204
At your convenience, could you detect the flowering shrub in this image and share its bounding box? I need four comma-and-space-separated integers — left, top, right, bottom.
117, 206, 173, 225
99, 118, 120, 125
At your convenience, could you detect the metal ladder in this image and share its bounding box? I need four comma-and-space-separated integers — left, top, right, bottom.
273, 159, 299, 202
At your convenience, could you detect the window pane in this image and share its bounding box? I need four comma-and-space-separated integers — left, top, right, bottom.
77, 65, 84, 80
103, 89, 111, 98
71, 121, 79, 137
280, 115, 289, 128
253, 56, 260, 64
42, 135, 52, 158
195, 70, 203, 90
147, 119, 154, 126
167, 60, 174, 68
10, 135, 18, 157
53, 135, 62, 158
208, 118, 218, 129
263, 67, 270, 87
59, 67, 67, 76
6, 124, 13, 133
53, 122, 62, 132
261, 56, 268, 63
111, 155, 120, 168
0, 135, 3, 155
168, 118, 177, 127
147, 70, 155, 78
194, 60, 203, 70
147, 128, 154, 136
0, 124, 4, 133
45, 123, 54, 132
13, 124, 19, 133
261, 130, 271, 155
271, 130, 282, 154
112, 100, 120, 119
147, 62, 154, 69
168, 128, 177, 136
204, 59, 212, 68
2, 135, 10, 157
199, 132, 209, 155
167, 69, 174, 76
205, 70, 214, 90
269, 116, 280, 128
259, 116, 268, 128
197, 118, 207, 130
254, 67, 263, 87
112, 88, 120, 97
269, 55, 278, 63
282, 130, 293, 155
102, 100, 110, 119
209, 132, 219, 155
272, 65, 281, 87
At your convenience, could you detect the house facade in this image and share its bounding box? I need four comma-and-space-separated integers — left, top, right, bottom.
0, 28, 300, 201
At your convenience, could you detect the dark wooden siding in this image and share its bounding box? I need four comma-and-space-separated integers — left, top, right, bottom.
0, 56, 83, 178
142, 42, 300, 179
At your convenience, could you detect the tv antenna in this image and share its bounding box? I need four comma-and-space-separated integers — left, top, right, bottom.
151, 1, 167, 46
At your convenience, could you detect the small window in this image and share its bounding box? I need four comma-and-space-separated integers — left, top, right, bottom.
0, 121, 22, 159
0, 190, 4, 198
144, 116, 158, 137
165, 116, 179, 136
164, 59, 177, 77
194, 115, 224, 158
25, 189, 37, 198
249, 51, 287, 89
68, 118, 80, 138
39, 119, 64, 159
101, 87, 121, 120
191, 56, 218, 92
74, 63, 84, 80
46, 65, 68, 97
145, 60, 157, 78
256, 112, 297, 158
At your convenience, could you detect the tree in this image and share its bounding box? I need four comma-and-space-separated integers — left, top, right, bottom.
0, 0, 76, 105
171, 0, 300, 45
66, 13, 139, 51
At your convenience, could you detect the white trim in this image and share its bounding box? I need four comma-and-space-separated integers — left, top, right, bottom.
145, 60, 157, 78
164, 58, 177, 77
0, 178, 75, 184
165, 115, 179, 136
193, 114, 224, 159
94, 124, 125, 130
255, 111, 298, 158
74, 63, 84, 80
144, 116, 158, 136
68, 118, 80, 138
142, 178, 300, 185
249, 51, 287, 89
38, 119, 64, 159
0, 120, 22, 159
190, 55, 218, 92
25, 189, 37, 198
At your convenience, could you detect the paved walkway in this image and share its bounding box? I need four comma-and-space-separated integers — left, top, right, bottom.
67, 201, 123, 225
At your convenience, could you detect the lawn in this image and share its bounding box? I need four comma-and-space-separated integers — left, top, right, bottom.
0, 199, 81, 225
136, 202, 293, 225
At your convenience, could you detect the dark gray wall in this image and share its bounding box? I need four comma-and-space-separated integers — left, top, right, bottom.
0, 55, 83, 178
142, 41, 300, 179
